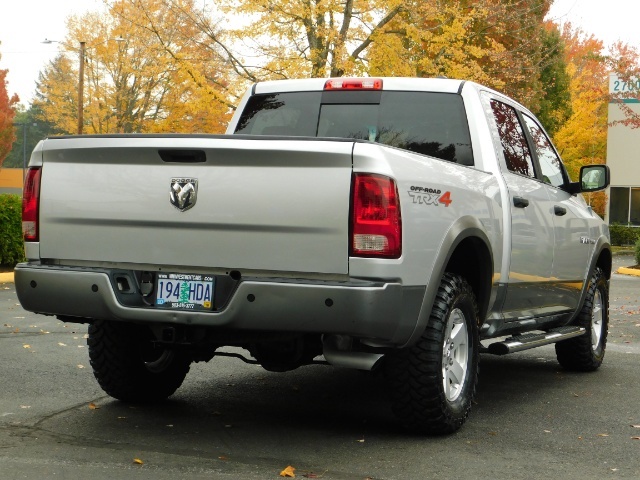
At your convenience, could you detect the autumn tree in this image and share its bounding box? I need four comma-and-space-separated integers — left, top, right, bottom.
0, 51, 20, 167
108, 0, 407, 83
34, 0, 233, 134
33, 55, 79, 134
536, 24, 572, 137
552, 24, 608, 214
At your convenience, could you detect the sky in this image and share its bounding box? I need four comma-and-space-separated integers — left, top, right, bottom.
1, 0, 640, 107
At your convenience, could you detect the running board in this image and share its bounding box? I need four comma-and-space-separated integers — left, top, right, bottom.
484, 326, 586, 356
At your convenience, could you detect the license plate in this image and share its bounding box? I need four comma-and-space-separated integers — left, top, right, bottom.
155, 273, 214, 310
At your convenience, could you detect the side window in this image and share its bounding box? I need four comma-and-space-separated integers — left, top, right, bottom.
522, 114, 566, 188
377, 92, 474, 166
490, 100, 535, 178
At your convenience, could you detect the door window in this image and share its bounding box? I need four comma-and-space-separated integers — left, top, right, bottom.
522, 114, 566, 188
490, 100, 535, 178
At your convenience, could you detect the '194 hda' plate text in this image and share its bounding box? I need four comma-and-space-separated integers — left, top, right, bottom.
155, 273, 214, 310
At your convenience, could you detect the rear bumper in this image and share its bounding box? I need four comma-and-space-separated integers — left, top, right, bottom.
14, 263, 424, 345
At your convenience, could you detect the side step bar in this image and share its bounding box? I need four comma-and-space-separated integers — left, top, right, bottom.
483, 326, 586, 356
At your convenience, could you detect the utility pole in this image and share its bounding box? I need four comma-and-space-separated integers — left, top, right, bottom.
78, 41, 86, 135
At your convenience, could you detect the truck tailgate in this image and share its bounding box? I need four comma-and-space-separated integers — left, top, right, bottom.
37, 136, 353, 275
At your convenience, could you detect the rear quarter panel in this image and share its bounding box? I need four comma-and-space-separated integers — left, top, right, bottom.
349, 142, 504, 287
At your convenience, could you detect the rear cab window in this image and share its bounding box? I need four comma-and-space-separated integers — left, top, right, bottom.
235, 90, 474, 166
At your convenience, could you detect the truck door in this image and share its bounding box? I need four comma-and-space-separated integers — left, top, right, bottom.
489, 99, 556, 316
520, 113, 589, 311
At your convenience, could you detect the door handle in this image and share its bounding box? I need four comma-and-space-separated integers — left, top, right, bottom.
554, 205, 567, 216
513, 196, 529, 208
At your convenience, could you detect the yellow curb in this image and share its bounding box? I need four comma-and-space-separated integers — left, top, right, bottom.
0, 271, 14, 283
617, 267, 640, 277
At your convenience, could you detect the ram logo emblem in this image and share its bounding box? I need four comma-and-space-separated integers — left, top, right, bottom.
170, 178, 198, 211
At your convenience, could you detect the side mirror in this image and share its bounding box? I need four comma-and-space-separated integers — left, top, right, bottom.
580, 165, 610, 192
567, 165, 610, 194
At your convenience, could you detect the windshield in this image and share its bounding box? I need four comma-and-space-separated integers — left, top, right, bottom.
235, 90, 474, 166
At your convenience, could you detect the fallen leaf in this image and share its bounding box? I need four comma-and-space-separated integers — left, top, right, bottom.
280, 465, 296, 477
88, 402, 98, 410
23, 344, 30, 349
357, 438, 365, 443
77, 365, 85, 369
632, 436, 640, 440
58, 343, 67, 347
20, 405, 31, 409
218, 455, 228, 461
597, 433, 609, 437
13, 328, 19, 333
133, 458, 144, 465
632, 425, 640, 429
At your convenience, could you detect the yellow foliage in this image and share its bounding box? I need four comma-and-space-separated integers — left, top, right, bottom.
552, 26, 608, 182
34, 0, 234, 134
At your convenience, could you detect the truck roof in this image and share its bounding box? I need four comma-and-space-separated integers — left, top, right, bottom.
253, 77, 468, 95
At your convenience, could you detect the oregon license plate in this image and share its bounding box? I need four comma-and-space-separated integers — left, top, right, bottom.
155, 273, 214, 310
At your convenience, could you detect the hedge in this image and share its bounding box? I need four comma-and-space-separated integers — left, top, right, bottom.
609, 224, 640, 246
0, 194, 25, 267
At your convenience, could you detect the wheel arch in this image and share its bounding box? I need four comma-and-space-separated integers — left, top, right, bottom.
568, 237, 612, 325
401, 216, 495, 348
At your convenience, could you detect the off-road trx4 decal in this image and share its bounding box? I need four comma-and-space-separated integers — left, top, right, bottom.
408, 186, 453, 207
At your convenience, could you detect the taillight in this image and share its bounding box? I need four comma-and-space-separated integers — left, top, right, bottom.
351, 174, 401, 258
22, 167, 41, 242
324, 78, 383, 90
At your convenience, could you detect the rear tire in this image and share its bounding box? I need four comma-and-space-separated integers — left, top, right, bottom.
88, 320, 191, 402
555, 267, 608, 371
385, 273, 480, 434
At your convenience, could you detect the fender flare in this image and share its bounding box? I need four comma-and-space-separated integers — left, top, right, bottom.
569, 235, 612, 324
399, 215, 495, 348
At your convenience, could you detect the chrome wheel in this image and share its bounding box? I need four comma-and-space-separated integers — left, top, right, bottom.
591, 288, 604, 352
442, 308, 469, 402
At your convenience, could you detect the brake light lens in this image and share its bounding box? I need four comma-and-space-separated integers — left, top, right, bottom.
351, 174, 401, 258
22, 167, 42, 242
324, 78, 383, 90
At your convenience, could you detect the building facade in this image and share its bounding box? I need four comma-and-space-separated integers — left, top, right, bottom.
607, 73, 640, 225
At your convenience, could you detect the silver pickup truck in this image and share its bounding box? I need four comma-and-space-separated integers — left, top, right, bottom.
15, 77, 611, 434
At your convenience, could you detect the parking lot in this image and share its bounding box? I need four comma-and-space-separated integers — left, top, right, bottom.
1, 256, 639, 479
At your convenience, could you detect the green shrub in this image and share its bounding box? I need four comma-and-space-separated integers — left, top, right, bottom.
0, 194, 25, 267
609, 224, 640, 246
635, 239, 640, 266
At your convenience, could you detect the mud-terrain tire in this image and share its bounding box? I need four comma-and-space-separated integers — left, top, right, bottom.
555, 267, 608, 371
88, 320, 191, 402
385, 273, 480, 434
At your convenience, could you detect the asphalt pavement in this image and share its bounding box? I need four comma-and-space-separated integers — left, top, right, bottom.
1, 257, 639, 479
